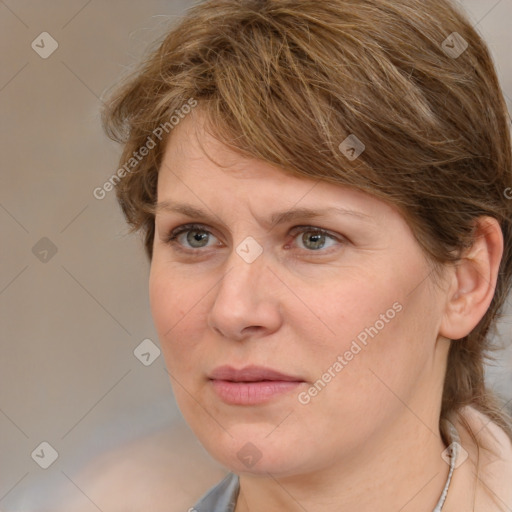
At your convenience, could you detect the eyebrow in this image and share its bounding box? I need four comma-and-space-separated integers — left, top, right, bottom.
154, 200, 374, 226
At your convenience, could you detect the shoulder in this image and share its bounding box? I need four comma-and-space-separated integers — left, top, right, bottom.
55, 421, 228, 512
444, 405, 512, 511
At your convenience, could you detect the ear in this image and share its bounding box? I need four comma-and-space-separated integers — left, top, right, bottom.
439, 216, 503, 340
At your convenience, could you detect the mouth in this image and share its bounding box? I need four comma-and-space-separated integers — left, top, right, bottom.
208, 365, 305, 405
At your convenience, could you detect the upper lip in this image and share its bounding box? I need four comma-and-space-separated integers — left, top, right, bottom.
209, 365, 304, 382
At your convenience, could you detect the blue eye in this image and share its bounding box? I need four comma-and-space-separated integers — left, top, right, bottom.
164, 224, 343, 254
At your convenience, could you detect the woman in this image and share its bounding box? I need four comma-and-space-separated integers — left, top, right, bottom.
102, 0, 512, 510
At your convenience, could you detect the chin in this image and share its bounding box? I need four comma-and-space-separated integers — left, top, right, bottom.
190, 423, 312, 476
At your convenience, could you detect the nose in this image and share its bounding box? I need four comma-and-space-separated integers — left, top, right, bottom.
207, 246, 283, 341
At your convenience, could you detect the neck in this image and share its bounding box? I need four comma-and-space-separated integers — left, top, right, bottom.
235, 411, 450, 512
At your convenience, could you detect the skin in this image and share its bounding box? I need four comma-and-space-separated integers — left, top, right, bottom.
149, 109, 503, 512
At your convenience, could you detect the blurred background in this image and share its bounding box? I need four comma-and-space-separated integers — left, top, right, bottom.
0, 1, 511, 511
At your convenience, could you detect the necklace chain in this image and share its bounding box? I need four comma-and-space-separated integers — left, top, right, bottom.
433, 421, 460, 511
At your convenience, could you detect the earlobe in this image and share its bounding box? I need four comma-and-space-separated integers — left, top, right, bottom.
439, 217, 503, 341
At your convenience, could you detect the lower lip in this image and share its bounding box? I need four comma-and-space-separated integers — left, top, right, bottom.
210, 379, 302, 405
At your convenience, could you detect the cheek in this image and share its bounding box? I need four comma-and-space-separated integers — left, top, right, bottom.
307, 259, 434, 386
149, 269, 179, 335
295, 295, 431, 442
149, 267, 204, 373
306, 269, 404, 353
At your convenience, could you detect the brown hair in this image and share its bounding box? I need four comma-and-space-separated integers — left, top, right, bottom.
102, 0, 512, 457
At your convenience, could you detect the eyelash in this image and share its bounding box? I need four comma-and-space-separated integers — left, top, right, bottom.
163, 223, 345, 255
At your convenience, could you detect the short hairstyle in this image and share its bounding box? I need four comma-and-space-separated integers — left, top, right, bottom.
102, 0, 512, 448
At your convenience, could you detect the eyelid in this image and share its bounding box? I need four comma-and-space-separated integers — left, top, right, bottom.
288, 225, 344, 241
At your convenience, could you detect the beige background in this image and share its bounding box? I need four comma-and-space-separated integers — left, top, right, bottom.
0, 1, 511, 511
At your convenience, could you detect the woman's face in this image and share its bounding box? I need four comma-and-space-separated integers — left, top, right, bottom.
149, 111, 450, 476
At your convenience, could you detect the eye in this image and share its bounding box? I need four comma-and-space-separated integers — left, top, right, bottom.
164, 223, 220, 252
288, 227, 343, 252
163, 224, 345, 254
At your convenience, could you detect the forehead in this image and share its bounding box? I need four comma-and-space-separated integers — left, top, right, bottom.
161, 108, 288, 183
157, 108, 401, 224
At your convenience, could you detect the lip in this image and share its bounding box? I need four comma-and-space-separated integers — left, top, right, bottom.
209, 365, 303, 382
209, 365, 305, 405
